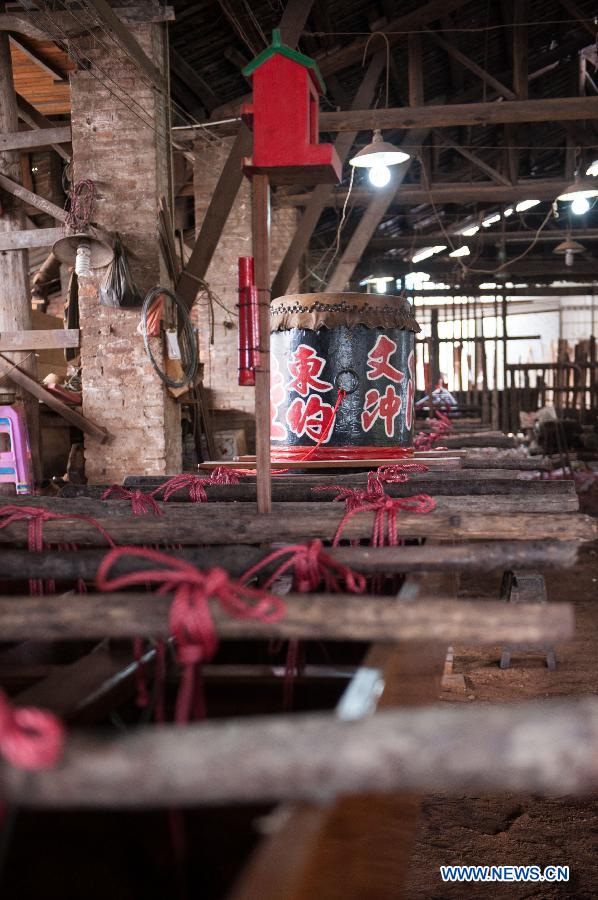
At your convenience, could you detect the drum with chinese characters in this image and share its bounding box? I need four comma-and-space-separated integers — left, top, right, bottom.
270, 292, 420, 460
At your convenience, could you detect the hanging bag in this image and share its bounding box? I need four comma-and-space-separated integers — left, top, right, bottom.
100, 235, 143, 308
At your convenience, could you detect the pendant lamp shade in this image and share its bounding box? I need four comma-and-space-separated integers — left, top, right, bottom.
349, 129, 410, 168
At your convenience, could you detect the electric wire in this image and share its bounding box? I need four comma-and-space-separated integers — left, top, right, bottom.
304, 19, 598, 37
141, 287, 198, 388
17, 0, 220, 149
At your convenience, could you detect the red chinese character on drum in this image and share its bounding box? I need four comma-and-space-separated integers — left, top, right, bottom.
405, 349, 415, 430
366, 335, 404, 383
270, 355, 287, 441
361, 385, 402, 438
287, 394, 335, 443
288, 344, 332, 397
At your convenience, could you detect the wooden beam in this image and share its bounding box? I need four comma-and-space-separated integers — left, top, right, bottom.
0, 227, 64, 252
0, 592, 573, 643
0, 540, 580, 582
16, 94, 71, 161
360, 257, 598, 278
0, 506, 591, 545
283, 178, 572, 207
434, 131, 512, 186
252, 173, 272, 514
0, 125, 71, 153
0, 171, 68, 221
326, 131, 427, 291
0, 329, 79, 352
278, 0, 316, 46
0, 353, 109, 442
369, 228, 598, 248
170, 49, 218, 112
6, 481, 579, 513
86, 0, 165, 93
318, 96, 598, 132
7, 697, 598, 807
176, 122, 252, 308
559, 0, 597, 38
512, 1, 529, 98
408, 32, 424, 107
8, 34, 67, 82
0, 29, 40, 481
271, 51, 386, 298
217, 0, 263, 56
0, 13, 47, 42
424, 28, 517, 100
0, 8, 174, 41
315, 0, 469, 76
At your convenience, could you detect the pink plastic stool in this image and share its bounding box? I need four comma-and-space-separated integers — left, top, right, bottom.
0, 404, 33, 495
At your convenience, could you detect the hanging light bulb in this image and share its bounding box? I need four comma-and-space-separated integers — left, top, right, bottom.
553, 237, 585, 268
350, 129, 409, 191
571, 194, 590, 215
368, 162, 391, 188
557, 173, 598, 215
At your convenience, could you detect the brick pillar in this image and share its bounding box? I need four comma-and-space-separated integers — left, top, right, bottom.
192, 137, 298, 417
70, 11, 181, 483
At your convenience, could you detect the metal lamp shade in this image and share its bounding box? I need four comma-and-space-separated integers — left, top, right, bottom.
52, 232, 114, 268
553, 238, 585, 256
349, 129, 410, 168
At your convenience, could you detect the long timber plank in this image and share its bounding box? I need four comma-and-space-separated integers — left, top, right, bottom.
0, 509, 592, 544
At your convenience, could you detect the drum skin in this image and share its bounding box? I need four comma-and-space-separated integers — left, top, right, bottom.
270, 293, 420, 455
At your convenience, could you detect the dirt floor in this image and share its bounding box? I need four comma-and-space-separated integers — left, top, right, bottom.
405, 543, 598, 899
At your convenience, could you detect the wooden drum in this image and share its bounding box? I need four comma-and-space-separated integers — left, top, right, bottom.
270, 292, 420, 460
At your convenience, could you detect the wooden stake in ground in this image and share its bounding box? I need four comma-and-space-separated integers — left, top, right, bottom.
252, 173, 272, 513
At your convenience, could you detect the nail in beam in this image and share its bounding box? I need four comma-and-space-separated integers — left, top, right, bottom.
3, 698, 598, 807
0, 541, 580, 581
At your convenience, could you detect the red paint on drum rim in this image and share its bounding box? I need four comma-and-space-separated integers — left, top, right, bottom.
270, 445, 415, 462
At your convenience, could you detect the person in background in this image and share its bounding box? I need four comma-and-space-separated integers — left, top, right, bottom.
415, 373, 459, 412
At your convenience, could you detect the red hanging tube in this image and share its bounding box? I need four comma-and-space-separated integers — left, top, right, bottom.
238, 257, 258, 386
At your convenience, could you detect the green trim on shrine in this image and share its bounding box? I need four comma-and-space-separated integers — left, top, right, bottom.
242, 28, 327, 94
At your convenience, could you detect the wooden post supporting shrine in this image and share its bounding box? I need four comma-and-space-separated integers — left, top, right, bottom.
252, 173, 272, 513
0, 30, 40, 481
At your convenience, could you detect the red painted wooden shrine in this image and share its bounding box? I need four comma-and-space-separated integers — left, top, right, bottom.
241, 29, 342, 185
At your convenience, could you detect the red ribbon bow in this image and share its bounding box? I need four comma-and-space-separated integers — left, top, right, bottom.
151, 468, 248, 504
322, 490, 436, 546
241, 538, 366, 594
96, 547, 285, 722
0, 689, 64, 771
102, 485, 163, 516
0, 505, 115, 595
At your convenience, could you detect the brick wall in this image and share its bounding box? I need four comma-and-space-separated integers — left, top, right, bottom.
193, 137, 298, 414
70, 17, 181, 483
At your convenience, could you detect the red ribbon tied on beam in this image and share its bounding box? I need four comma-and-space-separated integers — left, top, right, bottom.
240, 538, 366, 594
0, 689, 64, 771
102, 485, 164, 516
96, 547, 285, 723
